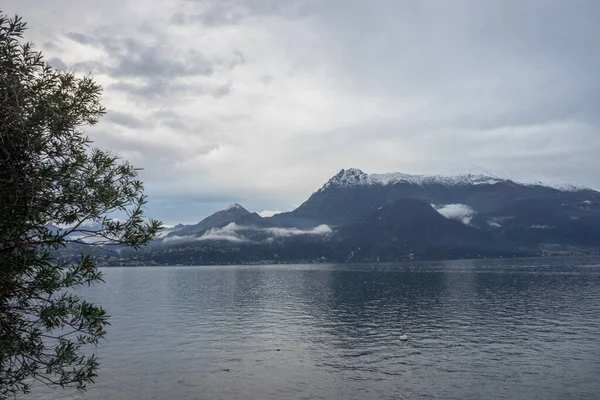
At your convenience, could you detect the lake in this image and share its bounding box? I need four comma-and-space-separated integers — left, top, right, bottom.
35, 258, 600, 400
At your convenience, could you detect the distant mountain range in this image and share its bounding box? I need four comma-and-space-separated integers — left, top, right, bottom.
89, 168, 600, 265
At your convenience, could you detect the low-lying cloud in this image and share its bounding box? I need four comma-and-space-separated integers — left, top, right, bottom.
434, 204, 475, 225
163, 222, 332, 244
258, 210, 284, 218
263, 224, 332, 237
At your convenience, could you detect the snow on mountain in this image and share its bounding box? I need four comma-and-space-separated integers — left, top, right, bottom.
226, 203, 245, 211
518, 179, 588, 192
319, 168, 590, 193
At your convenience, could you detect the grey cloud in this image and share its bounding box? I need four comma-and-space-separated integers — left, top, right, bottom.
108, 81, 189, 100
229, 50, 245, 69
211, 83, 231, 98
63, 30, 243, 101
191, 4, 243, 26
260, 75, 272, 85
47, 57, 107, 75
111, 47, 213, 78
157, 118, 189, 131
171, 3, 243, 26
43, 41, 59, 51
104, 111, 147, 129
171, 12, 186, 25
47, 57, 67, 70
11, 0, 600, 225
161, 120, 187, 130
152, 111, 189, 131
64, 31, 96, 45
109, 80, 230, 101
89, 128, 218, 170
69, 61, 111, 74
284, 1, 600, 130
151, 110, 180, 120
63, 31, 214, 99
235, 0, 319, 19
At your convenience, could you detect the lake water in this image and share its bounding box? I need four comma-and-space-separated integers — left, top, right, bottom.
35, 258, 600, 400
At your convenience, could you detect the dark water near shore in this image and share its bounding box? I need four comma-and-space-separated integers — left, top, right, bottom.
36, 258, 600, 400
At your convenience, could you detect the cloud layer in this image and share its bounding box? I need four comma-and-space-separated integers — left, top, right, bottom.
4, 0, 600, 223
434, 204, 475, 225
164, 222, 332, 244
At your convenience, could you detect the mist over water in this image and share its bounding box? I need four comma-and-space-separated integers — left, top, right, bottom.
36, 259, 600, 400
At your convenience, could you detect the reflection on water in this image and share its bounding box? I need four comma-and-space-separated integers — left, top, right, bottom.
34, 258, 600, 400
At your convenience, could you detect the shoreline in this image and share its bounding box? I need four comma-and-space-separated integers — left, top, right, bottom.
99, 253, 600, 268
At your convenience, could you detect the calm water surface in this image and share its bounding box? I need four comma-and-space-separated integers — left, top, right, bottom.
36, 258, 600, 400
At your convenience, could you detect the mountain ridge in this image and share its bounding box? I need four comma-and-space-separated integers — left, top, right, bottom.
270, 168, 600, 228
165, 203, 253, 238
77, 168, 600, 266
320, 168, 592, 192
330, 198, 521, 262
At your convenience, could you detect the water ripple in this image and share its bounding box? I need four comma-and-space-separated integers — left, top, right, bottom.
30, 258, 600, 400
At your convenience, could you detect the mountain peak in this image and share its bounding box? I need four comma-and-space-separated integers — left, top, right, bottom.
217, 203, 250, 216
164, 203, 250, 238
319, 168, 592, 193
321, 168, 501, 191
226, 203, 245, 211
326, 168, 370, 187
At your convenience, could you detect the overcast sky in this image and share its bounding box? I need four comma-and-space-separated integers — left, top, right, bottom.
4, 0, 600, 224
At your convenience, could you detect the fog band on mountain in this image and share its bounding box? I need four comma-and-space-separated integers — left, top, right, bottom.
433, 204, 475, 225
163, 222, 333, 244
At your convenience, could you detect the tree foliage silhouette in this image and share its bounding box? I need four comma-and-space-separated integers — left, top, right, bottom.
0, 11, 161, 397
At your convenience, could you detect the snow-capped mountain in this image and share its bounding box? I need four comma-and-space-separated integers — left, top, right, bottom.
271, 168, 600, 228
320, 168, 588, 192
110, 168, 600, 265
